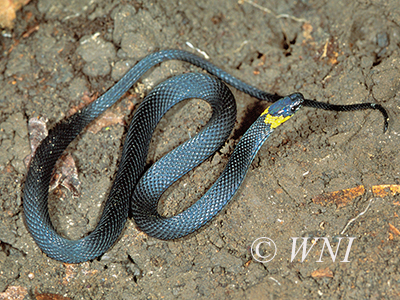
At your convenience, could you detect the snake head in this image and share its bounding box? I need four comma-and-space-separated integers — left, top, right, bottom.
261, 93, 304, 128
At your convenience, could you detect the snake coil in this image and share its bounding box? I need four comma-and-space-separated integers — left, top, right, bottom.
23, 50, 388, 263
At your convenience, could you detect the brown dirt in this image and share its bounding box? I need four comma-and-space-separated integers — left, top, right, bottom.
1, 0, 400, 299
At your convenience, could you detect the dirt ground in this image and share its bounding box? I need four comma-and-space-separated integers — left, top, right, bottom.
1, 0, 400, 299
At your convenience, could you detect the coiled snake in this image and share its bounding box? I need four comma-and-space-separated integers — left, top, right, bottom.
22, 50, 388, 263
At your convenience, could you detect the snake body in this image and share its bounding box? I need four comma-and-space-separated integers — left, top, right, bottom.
22, 50, 388, 263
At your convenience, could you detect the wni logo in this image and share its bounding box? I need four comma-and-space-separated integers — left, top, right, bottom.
291, 237, 356, 263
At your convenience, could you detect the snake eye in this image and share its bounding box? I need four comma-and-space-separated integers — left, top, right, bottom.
290, 101, 302, 112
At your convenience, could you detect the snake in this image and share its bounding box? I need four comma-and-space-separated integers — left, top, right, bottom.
22, 50, 389, 263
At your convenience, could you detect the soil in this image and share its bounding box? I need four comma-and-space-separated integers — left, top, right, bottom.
1, 0, 400, 299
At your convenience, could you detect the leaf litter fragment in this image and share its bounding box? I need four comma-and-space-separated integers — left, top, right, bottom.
24, 116, 81, 196
0, 286, 28, 300
0, 0, 30, 29
311, 267, 334, 278
312, 184, 400, 208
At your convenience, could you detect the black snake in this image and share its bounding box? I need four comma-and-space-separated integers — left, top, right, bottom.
22, 50, 388, 263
